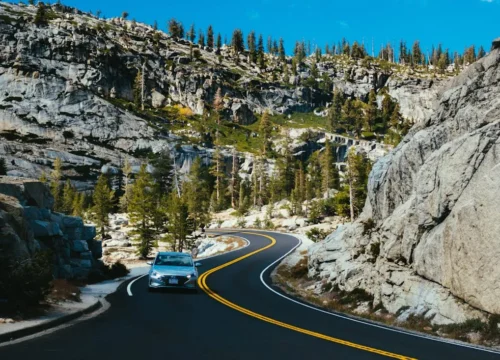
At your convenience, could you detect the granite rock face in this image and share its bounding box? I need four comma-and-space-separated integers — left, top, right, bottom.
0, 176, 101, 279
309, 42, 500, 324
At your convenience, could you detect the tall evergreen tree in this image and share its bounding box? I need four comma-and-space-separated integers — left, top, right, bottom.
129, 164, 157, 258
188, 23, 196, 42
50, 158, 63, 212
329, 89, 344, 131
278, 38, 286, 62
92, 174, 114, 241
207, 25, 214, 48
257, 34, 265, 69
231, 29, 244, 56
72, 192, 85, 218
259, 111, 272, 156
321, 140, 340, 198
198, 30, 205, 47
184, 157, 210, 229
167, 18, 184, 38
365, 89, 378, 132
62, 179, 76, 214
412, 40, 422, 65
346, 149, 372, 222
276, 132, 295, 198
150, 150, 173, 195
216, 33, 222, 54
165, 191, 189, 252
247, 31, 257, 63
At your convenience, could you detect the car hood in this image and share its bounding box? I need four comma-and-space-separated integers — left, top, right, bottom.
150, 266, 194, 276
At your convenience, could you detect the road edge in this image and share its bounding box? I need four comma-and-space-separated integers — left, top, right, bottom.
0, 299, 102, 345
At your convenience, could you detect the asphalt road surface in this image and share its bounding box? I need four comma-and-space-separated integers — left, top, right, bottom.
1, 230, 499, 360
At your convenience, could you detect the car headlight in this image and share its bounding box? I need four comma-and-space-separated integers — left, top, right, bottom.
186, 273, 196, 279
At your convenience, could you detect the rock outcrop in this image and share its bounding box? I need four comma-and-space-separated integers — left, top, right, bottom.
309, 40, 500, 324
0, 176, 101, 279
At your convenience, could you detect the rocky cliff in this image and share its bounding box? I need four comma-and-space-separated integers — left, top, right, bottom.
309, 39, 500, 325
0, 2, 442, 186
0, 176, 101, 279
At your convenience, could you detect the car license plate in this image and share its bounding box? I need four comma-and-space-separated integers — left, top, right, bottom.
168, 278, 178, 285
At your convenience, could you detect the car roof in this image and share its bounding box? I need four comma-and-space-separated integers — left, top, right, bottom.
156, 252, 192, 257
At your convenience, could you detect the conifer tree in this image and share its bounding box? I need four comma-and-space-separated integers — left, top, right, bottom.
257, 34, 265, 69
0, 158, 6, 176
50, 158, 63, 212
165, 191, 189, 252
196, 31, 203, 47
247, 31, 257, 63
62, 179, 76, 214
321, 140, 339, 198
216, 33, 222, 54
276, 132, 294, 198
412, 40, 422, 65
92, 174, 114, 241
477, 46, 486, 59
188, 23, 196, 42
259, 111, 272, 156
129, 164, 156, 258
151, 150, 173, 195
39, 171, 48, 184
346, 149, 371, 222
168, 18, 184, 39
278, 38, 286, 62
34, 2, 48, 26
207, 25, 214, 48
329, 89, 344, 131
184, 157, 210, 229
365, 89, 378, 132
229, 148, 239, 209
120, 159, 132, 212
210, 147, 225, 210
133, 70, 142, 108
72, 192, 85, 218
231, 29, 244, 56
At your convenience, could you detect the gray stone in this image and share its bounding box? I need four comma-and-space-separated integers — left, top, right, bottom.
62, 216, 84, 229
82, 226, 96, 241
31, 220, 62, 237
71, 240, 89, 253
80, 251, 93, 260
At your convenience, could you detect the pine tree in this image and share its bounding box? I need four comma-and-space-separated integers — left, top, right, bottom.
259, 111, 272, 156
129, 164, 156, 258
151, 150, 173, 195
133, 70, 142, 108
477, 46, 486, 59
247, 31, 256, 63
72, 192, 85, 217
184, 157, 210, 230
276, 132, 294, 198
257, 34, 265, 69
365, 89, 378, 132
321, 140, 339, 198
198, 30, 205, 47
62, 179, 76, 214
39, 171, 48, 183
165, 191, 189, 252
0, 158, 6, 175
278, 38, 286, 63
120, 159, 132, 212
188, 23, 196, 42
34, 2, 48, 26
207, 25, 214, 48
329, 89, 344, 131
210, 147, 225, 210
231, 29, 244, 56
216, 33, 222, 54
92, 174, 114, 241
50, 158, 63, 212
346, 149, 371, 222
168, 18, 184, 39
412, 40, 422, 65
229, 148, 239, 209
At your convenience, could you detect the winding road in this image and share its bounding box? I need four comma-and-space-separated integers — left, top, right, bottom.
1, 230, 499, 359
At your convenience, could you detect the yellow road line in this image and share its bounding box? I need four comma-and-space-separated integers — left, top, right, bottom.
197, 232, 416, 360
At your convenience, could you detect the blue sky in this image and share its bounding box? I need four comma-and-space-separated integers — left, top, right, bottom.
28, 0, 500, 55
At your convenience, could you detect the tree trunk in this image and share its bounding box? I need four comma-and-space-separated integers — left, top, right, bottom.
349, 177, 355, 223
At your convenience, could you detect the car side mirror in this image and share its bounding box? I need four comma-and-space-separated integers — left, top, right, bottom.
147, 261, 153, 266
195, 262, 202, 267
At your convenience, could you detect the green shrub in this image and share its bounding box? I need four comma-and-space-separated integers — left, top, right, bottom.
306, 227, 329, 242
253, 217, 262, 229
0, 251, 53, 309
362, 218, 376, 235
236, 217, 246, 229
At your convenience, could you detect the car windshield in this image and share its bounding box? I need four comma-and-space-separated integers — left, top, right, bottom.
155, 255, 193, 267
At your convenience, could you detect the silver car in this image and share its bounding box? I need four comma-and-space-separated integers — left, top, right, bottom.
147, 252, 202, 292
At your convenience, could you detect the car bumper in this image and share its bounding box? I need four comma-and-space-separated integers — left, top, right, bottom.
148, 276, 197, 289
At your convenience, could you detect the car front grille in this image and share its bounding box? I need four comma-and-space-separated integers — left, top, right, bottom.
160, 275, 188, 286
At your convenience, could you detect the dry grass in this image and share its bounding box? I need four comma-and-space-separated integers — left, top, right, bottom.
47, 279, 81, 303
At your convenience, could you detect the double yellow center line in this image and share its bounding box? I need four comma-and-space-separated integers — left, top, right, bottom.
197, 232, 416, 360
